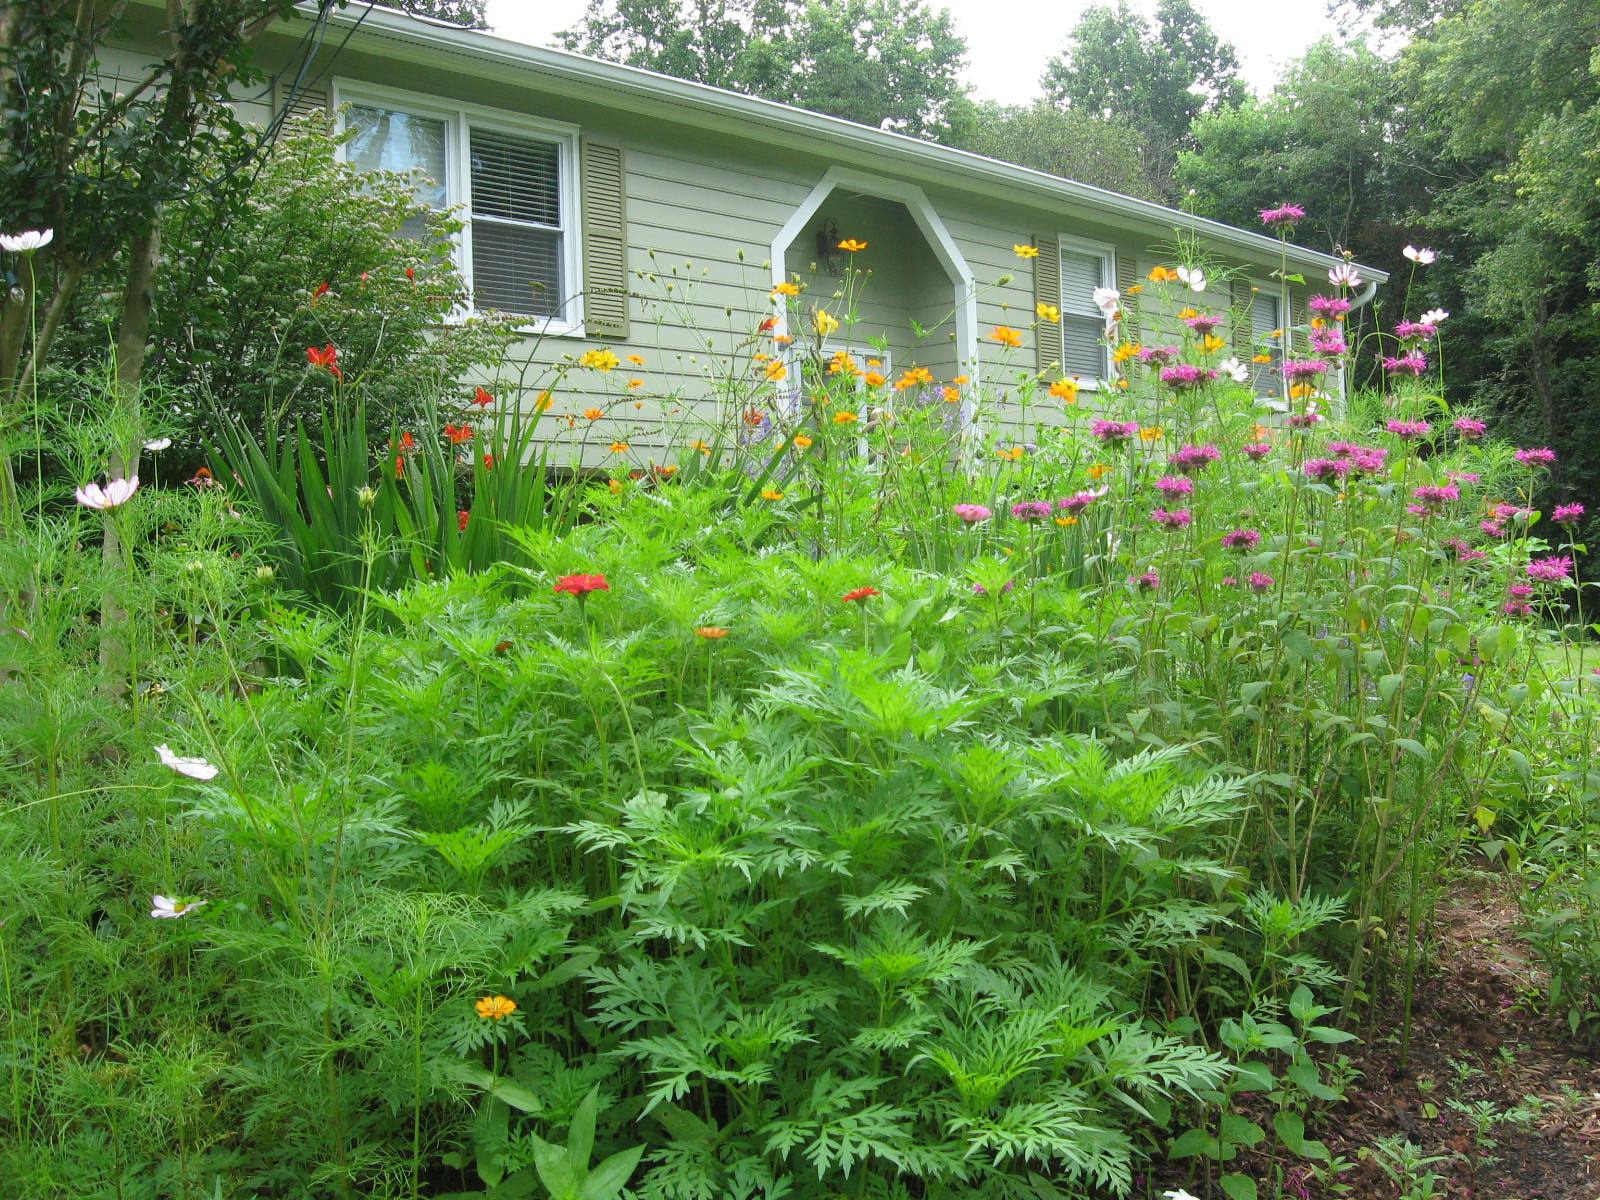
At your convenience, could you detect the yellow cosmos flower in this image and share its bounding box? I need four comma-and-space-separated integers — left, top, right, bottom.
1177, 307, 1199, 320
951, 375, 970, 385
864, 371, 887, 388
828, 350, 857, 374
627, 354, 646, 365
765, 361, 788, 381
1289, 382, 1316, 399
689, 438, 712, 454
772, 281, 801, 296
1087, 463, 1112, 479
579, 348, 620, 372
609, 441, 629, 452
534, 392, 553, 413
1199, 334, 1227, 354
1049, 378, 1079, 402
793, 433, 813, 448
1014, 244, 1040, 258
942, 387, 961, 403
1055, 515, 1078, 526
1148, 266, 1180, 283
834, 411, 859, 424
475, 995, 517, 1020
1036, 302, 1061, 323
583, 407, 603, 420
996, 446, 1025, 461
990, 326, 1023, 348
628, 379, 644, 389
761, 488, 784, 500
1112, 342, 1140, 363
837, 238, 868, 252
1140, 426, 1163, 442
895, 366, 934, 390
813, 309, 841, 337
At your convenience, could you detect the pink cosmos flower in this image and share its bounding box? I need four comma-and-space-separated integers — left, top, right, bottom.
1514, 447, 1556, 468
156, 743, 219, 780
1403, 245, 1437, 265
75, 477, 140, 511
1328, 264, 1363, 289
953, 503, 992, 523
151, 895, 209, 919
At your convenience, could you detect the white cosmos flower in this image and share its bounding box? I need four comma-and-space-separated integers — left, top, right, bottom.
1218, 357, 1250, 382
1092, 287, 1122, 318
74, 476, 140, 511
1328, 263, 1363, 288
0, 229, 53, 253
1162, 1191, 1200, 1200
151, 894, 209, 919
1403, 245, 1436, 264
1420, 308, 1449, 326
143, 437, 172, 452
155, 743, 219, 780
1176, 266, 1206, 292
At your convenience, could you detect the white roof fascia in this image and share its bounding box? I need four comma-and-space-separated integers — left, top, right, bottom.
299, 4, 1388, 283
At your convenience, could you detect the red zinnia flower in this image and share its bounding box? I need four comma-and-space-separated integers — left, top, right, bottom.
553, 574, 609, 596
841, 586, 880, 604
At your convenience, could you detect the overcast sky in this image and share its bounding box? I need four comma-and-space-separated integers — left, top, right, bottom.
482, 0, 1343, 106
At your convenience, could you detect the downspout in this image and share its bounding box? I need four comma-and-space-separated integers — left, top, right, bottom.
1334, 277, 1381, 413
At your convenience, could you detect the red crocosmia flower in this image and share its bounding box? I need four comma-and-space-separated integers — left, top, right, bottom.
494, 640, 513, 654
841, 586, 880, 604
758, 317, 777, 333
553, 574, 609, 596
314, 282, 329, 298
306, 343, 342, 380
744, 408, 766, 427
457, 510, 469, 531
482, 453, 495, 470
445, 424, 473, 443
405, 266, 416, 281
394, 454, 405, 479
471, 387, 494, 408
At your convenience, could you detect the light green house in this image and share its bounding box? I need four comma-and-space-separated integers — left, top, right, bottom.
109, 4, 1386, 445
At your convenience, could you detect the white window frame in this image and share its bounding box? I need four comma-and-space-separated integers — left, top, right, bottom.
332, 79, 583, 335
1056, 235, 1115, 389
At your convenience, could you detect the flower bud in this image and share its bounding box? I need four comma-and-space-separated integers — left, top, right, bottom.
356, 486, 377, 509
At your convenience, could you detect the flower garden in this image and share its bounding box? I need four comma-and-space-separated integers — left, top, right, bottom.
1, 206, 1598, 1200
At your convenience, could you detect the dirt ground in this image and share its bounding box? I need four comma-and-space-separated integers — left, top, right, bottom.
1162, 874, 1600, 1199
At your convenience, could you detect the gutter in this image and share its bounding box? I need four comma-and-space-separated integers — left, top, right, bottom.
289, 3, 1386, 283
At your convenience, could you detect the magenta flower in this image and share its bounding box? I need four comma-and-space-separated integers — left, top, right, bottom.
1287, 412, 1324, 429
1309, 330, 1348, 356
1308, 295, 1351, 317
1168, 444, 1221, 474
1010, 501, 1054, 521
1057, 488, 1107, 514
1553, 503, 1585, 525
1159, 364, 1215, 390
1247, 571, 1274, 594
1282, 359, 1330, 381
1303, 458, 1350, 482
1092, 419, 1140, 444
1508, 583, 1535, 599
1504, 600, 1533, 616
1445, 538, 1487, 561
1526, 555, 1574, 583
1480, 520, 1508, 538
1259, 203, 1306, 228
1151, 507, 1193, 530
1155, 475, 1195, 499
1514, 447, 1556, 468
1393, 321, 1437, 341
1382, 354, 1429, 376
1129, 570, 1160, 591
1349, 447, 1388, 474
1222, 528, 1262, 550
1183, 313, 1225, 336
1385, 419, 1432, 440
1137, 346, 1180, 365
972, 580, 1015, 596
1454, 417, 1487, 438
1242, 443, 1273, 461
1411, 484, 1460, 512
953, 503, 992, 523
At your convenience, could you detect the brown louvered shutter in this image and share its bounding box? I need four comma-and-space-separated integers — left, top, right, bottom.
1231, 279, 1253, 355
1033, 236, 1061, 373
277, 82, 328, 121
1115, 253, 1140, 343
581, 140, 629, 338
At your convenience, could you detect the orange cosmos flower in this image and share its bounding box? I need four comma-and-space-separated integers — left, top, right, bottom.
834, 411, 858, 424
1049, 378, 1079, 401
952, 375, 970, 385
793, 433, 813, 448
990, 326, 1023, 348
1087, 463, 1112, 479
1148, 265, 1180, 283
942, 387, 961, 403
863, 371, 886, 388
996, 446, 1025, 461
475, 995, 517, 1020
689, 439, 712, 454
760, 489, 784, 500
583, 408, 603, 421
1140, 426, 1163, 442
765, 361, 788, 381
772, 281, 801, 296
609, 441, 629, 452
627, 354, 646, 365
1112, 342, 1140, 363
534, 392, 553, 412
696, 626, 729, 639
837, 239, 868, 252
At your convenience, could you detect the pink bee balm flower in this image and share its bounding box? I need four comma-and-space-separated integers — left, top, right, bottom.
1155, 474, 1195, 499
1221, 528, 1262, 550
1259, 204, 1306, 228
1308, 295, 1351, 317
1247, 571, 1275, 594
1243, 443, 1272, 461
1282, 359, 1330, 381
1168, 444, 1222, 474
1444, 539, 1487, 561
75, 476, 140, 511
1480, 520, 1508, 538
1129, 570, 1160, 591
1056, 489, 1106, 514
1526, 555, 1574, 583
1382, 354, 1429, 376
953, 504, 992, 523
1159, 364, 1213, 390
1453, 417, 1487, 438
1504, 600, 1533, 616
1514, 447, 1556, 468
1411, 483, 1459, 511
1151, 507, 1193, 530
1309, 330, 1348, 356
1385, 419, 1432, 439
1348, 447, 1388, 475
1011, 501, 1054, 520
1393, 321, 1437, 341
1091, 419, 1140, 443
1303, 458, 1350, 481
1287, 412, 1324, 429
1183, 313, 1225, 336
1553, 503, 1585, 525
1138, 346, 1180, 365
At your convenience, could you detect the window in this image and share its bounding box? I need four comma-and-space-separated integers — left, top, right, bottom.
1249, 284, 1284, 397
337, 84, 580, 329
1057, 238, 1114, 385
